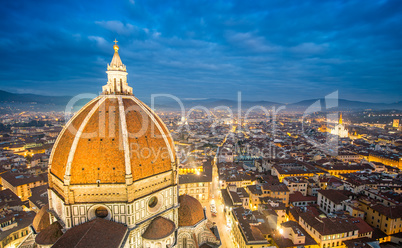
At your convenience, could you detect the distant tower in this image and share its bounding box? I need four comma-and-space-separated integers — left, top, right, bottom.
393, 119, 399, 128
330, 112, 349, 138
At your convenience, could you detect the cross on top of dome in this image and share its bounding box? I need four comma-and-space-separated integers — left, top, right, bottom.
113, 39, 119, 52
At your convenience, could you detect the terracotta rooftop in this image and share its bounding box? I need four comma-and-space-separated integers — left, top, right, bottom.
0, 172, 47, 187
289, 192, 317, 203
52, 218, 127, 248
178, 194, 205, 227
299, 212, 358, 235
0, 189, 22, 209
262, 183, 290, 192
348, 217, 373, 234
28, 185, 48, 210
371, 204, 402, 219
318, 189, 352, 204
142, 216, 176, 240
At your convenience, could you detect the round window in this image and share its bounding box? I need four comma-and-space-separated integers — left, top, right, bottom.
95, 206, 109, 218
148, 196, 158, 208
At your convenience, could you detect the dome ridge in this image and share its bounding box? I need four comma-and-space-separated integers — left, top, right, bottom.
49, 97, 101, 174
129, 96, 175, 162
117, 96, 133, 185
63, 96, 108, 185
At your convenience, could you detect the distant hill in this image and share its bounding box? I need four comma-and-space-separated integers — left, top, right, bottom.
0, 90, 72, 105
0, 90, 89, 113
287, 98, 402, 112
0, 90, 401, 113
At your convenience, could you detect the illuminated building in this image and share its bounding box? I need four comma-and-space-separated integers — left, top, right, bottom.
299, 212, 359, 248
368, 153, 402, 170
0, 172, 47, 201
359, 199, 402, 236
229, 207, 271, 247
178, 165, 203, 175
393, 119, 399, 128
31, 43, 220, 248
330, 113, 349, 138
261, 183, 290, 207
271, 161, 325, 182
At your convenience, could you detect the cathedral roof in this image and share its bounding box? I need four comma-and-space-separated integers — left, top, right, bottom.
178, 194, 205, 227
52, 218, 127, 248
142, 216, 176, 240
35, 221, 63, 245
49, 95, 175, 185
32, 204, 50, 232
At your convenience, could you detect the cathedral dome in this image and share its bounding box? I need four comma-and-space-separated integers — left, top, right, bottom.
49, 43, 176, 186
178, 195, 205, 227
35, 221, 63, 246
142, 216, 176, 240
49, 95, 175, 185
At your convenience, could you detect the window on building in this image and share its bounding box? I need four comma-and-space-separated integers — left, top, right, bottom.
148, 196, 158, 208
95, 206, 108, 218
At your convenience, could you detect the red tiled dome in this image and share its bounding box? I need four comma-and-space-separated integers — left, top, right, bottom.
49, 95, 175, 185
142, 216, 176, 240
178, 195, 205, 227
33, 204, 50, 232
35, 221, 63, 245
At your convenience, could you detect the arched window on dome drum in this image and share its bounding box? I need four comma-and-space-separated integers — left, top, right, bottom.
114, 78, 117, 93
95, 206, 108, 218
120, 79, 123, 93
182, 237, 187, 248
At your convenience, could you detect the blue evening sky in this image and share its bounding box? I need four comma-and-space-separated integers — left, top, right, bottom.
0, 0, 401, 103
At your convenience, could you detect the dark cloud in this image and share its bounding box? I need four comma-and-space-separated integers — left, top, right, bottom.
0, 0, 401, 103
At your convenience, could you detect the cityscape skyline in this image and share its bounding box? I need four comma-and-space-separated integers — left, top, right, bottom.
1, 0, 402, 103
0, 4, 401, 246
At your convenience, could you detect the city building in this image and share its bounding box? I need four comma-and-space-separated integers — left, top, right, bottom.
317, 189, 353, 214
330, 113, 349, 138
0, 172, 47, 201
261, 183, 290, 207
283, 176, 308, 196
178, 159, 213, 203
230, 207, 271, 247
359, 199, 402, 235
299, 212, 359, 248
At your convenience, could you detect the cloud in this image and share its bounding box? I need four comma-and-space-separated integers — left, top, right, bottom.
290, 43, 328, 54
0, 0, 401, 103
95, 20, 137, 36
88, 36, 108, 46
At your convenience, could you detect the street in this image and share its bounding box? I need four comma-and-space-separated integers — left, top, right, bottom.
201, 152, 236, 248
